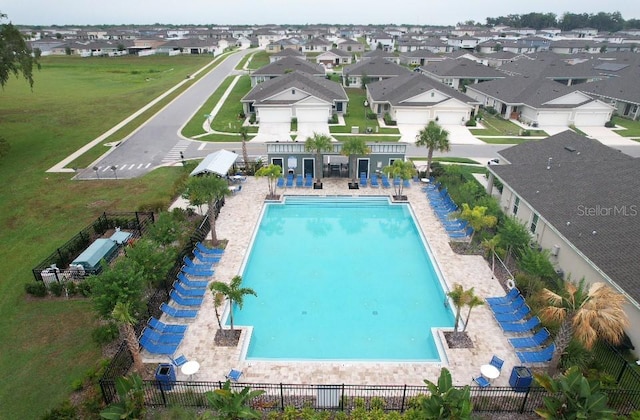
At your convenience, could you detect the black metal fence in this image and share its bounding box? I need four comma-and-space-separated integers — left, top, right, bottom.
32, 211, 155, 282
593, 340, 640, 390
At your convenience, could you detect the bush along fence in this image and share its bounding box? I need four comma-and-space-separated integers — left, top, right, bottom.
100, 341, 640, 416
32, 212, 155, 282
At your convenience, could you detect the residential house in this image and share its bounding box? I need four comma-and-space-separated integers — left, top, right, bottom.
316, 49, 353, 67
486, 131, 640, 350
342, 58, 410, 88
448, 35, 480, 50
336, 38, 365, 53
417, 58, 505, 89
250, 57, 325, 87
361, 49, 399, 64
367, 32, 395, 52
398, 50, 445, 67
366, 72, 477, 125
301, 37, 332, 53
269, 48, 306, 63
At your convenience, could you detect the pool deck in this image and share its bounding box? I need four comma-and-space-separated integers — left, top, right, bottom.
145, 177, 524, 387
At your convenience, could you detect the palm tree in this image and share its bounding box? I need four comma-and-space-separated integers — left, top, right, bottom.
213, 291, 224, 330
415, 121, 450, 177
447, 284, 467, 333
183, 175, 231, 246
304, 132, 333, 182
255, 164, 282, 198
458, 203, 497, 242
340, 137, 370, 182
481, 234, 501, 277
539, 278, 629, 376
210, 275, 257, 333
239, 126, 250, 173
111, 302, 144, 373
463, 289, 484, 333
382, 159, 415, 199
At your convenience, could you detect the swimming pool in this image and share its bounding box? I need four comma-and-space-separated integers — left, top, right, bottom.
231, 196, 454, 361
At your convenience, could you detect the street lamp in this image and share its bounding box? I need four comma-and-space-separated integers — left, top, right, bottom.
110, 165, 118, 180
363, 100, 369, 133
93, 166, 100, 179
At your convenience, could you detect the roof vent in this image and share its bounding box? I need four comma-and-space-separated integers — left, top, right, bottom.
547, 157, 553, 170
564, 146, 576, 152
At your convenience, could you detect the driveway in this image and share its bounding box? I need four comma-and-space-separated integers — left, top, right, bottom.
250, 122, 291, 143
577, 126, 640, 147
295, 122, 331, 141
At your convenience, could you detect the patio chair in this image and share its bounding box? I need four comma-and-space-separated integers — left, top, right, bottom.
500, 316, 541, 333
381, 175, 391, 188
148, 317, 188, 334
174, 281, 207, 297
359, 173, 367, 187
182, 264, 214, 278
494, 304, 531, 323
370, 173, 380, 188
486, 288, 520, 306
304, 174, 313, 188
472, 375, 490, 388
448, 226, 474, 239
170, 290, 204, 307
183, 255, 214, 270
296, 174, 303, 187
226, 369, 243, 382
170, 355, 188, 367
141, 327, 184, 345
276, 177, 285, 188
161, 302, 198, 319
195, 242, 224, 255
489, 355, 504, 371
516, 343, 556, 364
193, 249, 222, 264
489, 295, 526, 314
509, 328, 551, 350
177, 272, 208, 288
285, 174, 294, 188
139, 335, 179, 356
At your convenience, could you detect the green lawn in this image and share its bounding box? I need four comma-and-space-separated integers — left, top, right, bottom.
331, 88, 400, 135
246, 50, 269, 70
477, 137, 533, 145
0, 55, 206, 419
471, 114, 548, 137
613, 116, 640, 137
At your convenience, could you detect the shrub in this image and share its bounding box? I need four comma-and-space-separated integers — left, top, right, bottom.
484, 106, 497, 115
383, 113, 396, 126
521, 129, 531, 136
604, 119, 615, 128
238, 111, 246, 119
66, 281, 78, 296
41, 400, 77, 420
49, 282, 64, 297
366, 111, 377, 120
429, 162, 445, 177
465, 119, 477, 127
92, 323, 119, 345
76, 281, 91, 297
25, 281, 48, 297
328, 113, 338, 124
249, 113, 257, 124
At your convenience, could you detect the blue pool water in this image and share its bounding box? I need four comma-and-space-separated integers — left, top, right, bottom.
231, 196, 454, 361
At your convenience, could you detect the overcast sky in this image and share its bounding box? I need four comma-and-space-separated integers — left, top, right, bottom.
1, 0, 638, 27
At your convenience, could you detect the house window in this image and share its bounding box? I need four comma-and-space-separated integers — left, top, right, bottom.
530, 213, 539, 233
292, 89, 296, 95
513, 197, 520, 215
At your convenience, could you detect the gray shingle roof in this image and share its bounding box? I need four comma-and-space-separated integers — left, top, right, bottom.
252, 56, 325, 77
242, 70, 347, 104
367, 72, 477, 106
343, 58, 410, 77
420, 59, 505, 79
491, 131, 640, 305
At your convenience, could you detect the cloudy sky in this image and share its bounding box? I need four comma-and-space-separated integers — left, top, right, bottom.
2, 0, 638, 26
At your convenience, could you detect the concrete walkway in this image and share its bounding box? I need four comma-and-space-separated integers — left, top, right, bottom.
146, 179, 528, 388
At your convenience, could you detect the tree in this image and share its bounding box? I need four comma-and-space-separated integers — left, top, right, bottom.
447, 284, 468, 333
539, 278, 629, 376
89, 258, 146, 318
518, 248, 557, 283
462, 288, 484, 332
416, 368, 472, 419
534, 366, 616, 419
0, 12, 41, 89
304, 132, 333, 182
203, 380, 265, 420
100, 373, 146, 420
213, 291, 224, 330
111, 302, 144, 373
125, 238, 177, 289
255, 164, 282, 199
382, 159, 415, 198
481, 234, 501, 276
497, 216, 531, 265
209, 275, 257, 333
415, 121, 450, 177
458, 203, 497, 242
239, 126, 250, 173
340, 137, 370, 181
182, 175, 230, 246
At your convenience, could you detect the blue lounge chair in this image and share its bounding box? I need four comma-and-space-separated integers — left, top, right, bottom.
304, 174, 313, 188
486, 288, 520, 306
226, 369, 243, 382
161, 302, 198, 319
403, 178, 411, 188
177, 272, 208, 288
182, 264, 214, 277
489, 355, 504, 371
183, 255, 213, 270
141, 327, 184, 345
473, 375, 490, 387
174, 281, 207, 297
381, 175, 391, 188
509, 328, 551, 350
195, 242, 224, 255
490, 295, 526, 314
170, 290, 204, 307
359, 173, 367, 187
194, 249, 222, 264
295, 174, 303, 187
370, 174, 379, 188
500, 316, 541, 333
516, 343, 556, 364
276, 177, 284, 188
393, 176, 401, 187
494, 305, 531, 323
448, 226, 474, 239
285, 174, 294, 187
139, 335, 179, 355
148, 317, 188, 334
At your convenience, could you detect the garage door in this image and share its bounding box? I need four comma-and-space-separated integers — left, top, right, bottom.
258, 108, 291, 123
434, 111, 465, 125
396, 109, 429, 125
538, 112, 570, 126
574, 112, 610, 127
295, 107, 328, 123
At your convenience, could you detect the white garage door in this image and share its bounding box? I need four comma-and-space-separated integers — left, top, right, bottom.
538, 112, 570, 126
295, 107, 328, 123
434, 111, 465, 125
396, 109, 429, 125
574, 112, 610, 127
258, 108, 291, 123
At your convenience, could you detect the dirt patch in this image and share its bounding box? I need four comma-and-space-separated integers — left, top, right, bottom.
214, 329, 242, 347
444, 331, 474, 349
450, 241, 484, 256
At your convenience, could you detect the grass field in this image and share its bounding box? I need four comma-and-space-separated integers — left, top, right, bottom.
471, 114, 548, 137
613, 116, 640, 137
0, 54, 212, 419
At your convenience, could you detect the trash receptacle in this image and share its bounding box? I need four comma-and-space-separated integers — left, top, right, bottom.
155, 363, 176, 391
509, 366, 533, 392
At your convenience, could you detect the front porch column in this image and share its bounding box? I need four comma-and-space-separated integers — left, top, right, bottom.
486, 172, 495, 196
